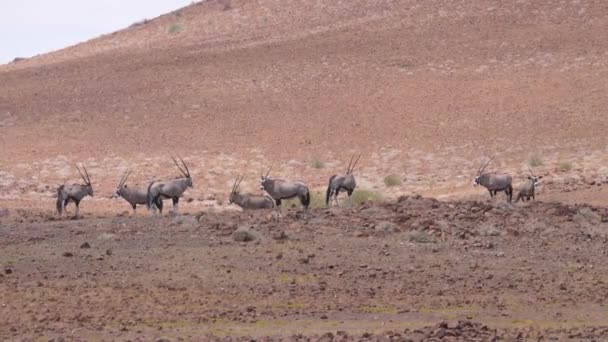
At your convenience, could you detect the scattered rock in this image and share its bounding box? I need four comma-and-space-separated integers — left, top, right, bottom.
272, 230, 288, 241
106, 249, 113, 256
80, 242, 91, 249
232, 226, 261, 242
62, 252, 74, 257
374, 221, 399, 233
4, 267, 13, 274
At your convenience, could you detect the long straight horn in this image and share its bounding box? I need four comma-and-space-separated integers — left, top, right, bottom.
350, 154, 361, 174
75, 164, 88, 184
265, 166, 272, 178
527, 165, 535, 177
117, 169, 128, 188
122, 169, 132, 187
476, 158, 485, 174
480, 157, 493, 174
346, 155, 354, 174
236, 175, 244, 191
171, 155, 187, 177
231, 175, 240, 195
178, 155, 190, 177
83, 165, 92, 185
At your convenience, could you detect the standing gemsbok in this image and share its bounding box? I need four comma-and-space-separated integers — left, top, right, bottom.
56, 164, 94, 217
326, 154, 360, 207
146, 155, 193, 215
229, 175, 275, 210
112, 169, 148, 215
473, 158, 513, 203
260, 167, 311, 216
515, 166, 542, 202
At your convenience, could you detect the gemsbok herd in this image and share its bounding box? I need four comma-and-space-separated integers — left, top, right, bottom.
55, 155, 541, 218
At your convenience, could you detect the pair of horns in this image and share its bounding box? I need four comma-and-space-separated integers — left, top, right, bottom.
477, 156, 493, 175
171, 154, 190, 178
261, 166, 272, 178
75, 164, 91, 185
346, 154, 361, 174
527, 165, 536, 177
117, 168, 132, 189
231, 174, 244, 195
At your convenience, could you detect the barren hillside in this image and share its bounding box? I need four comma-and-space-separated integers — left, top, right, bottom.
1, 0, 608, 206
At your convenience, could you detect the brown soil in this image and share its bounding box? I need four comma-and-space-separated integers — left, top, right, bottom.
3, 196, 608, 340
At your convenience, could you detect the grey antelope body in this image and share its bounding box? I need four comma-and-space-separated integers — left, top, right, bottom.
260, 168, 311, 215
113, 169, 148, 214
473, 158, 513, 203
229, 175, 275, 210
56, 164, 93, 217
326, 155, 360, 207
147, 156, 193, 215
516, 168, 542, 202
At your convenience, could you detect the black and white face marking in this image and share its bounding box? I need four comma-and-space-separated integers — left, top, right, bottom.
260, 176, 270, 190
473, 176, 481, 186
529, 176, 541, 187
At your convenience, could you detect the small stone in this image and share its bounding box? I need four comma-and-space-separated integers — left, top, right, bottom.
4, 267, 13, 274
106, 249, 112, 256
232, 226, 260, 242
80, 242, 91, 249
62, 252, 73, 257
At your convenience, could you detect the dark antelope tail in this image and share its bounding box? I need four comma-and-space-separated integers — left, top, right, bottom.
507, 184, 513, 203
326, 175, 337, 206
302, 189, 311, 209
56, 185, 65, 214
146, 181, 155, 209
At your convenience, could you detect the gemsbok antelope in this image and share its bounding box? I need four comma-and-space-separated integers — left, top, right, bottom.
146, 155, 193, 215
326, 154, 360, 207
112, 169, 148, 214
260, 167, 311, 216
516, 167, 542, 202
56, 164, 94, 217
473, 158, 513, 203
228, 175, 275, 210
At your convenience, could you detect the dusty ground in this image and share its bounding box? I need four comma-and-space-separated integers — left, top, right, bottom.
2, 196, 608, 340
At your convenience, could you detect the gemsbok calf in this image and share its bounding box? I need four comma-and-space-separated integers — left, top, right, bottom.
516, 167, 542, 202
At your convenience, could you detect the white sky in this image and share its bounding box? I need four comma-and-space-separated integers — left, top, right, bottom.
0, 0, 195, 64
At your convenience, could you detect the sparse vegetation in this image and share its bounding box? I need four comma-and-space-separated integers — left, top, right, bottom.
383, 174, 401, 187
281, 188, 381, 208
405, 230, 435, 243
168, 23, 183, 34
558, 161, 573, 172
310, 158, 325, 169
351, 188, 382, 205
528, 155, 544, 167
129, 19, 149, 28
